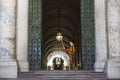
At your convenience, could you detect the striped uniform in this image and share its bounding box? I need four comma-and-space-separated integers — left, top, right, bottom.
66, 45, 76, 64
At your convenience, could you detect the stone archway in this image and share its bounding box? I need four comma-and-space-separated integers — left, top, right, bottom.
47, 50, 70, 70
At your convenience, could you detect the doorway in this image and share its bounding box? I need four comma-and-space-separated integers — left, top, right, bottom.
42, 0, 81, 70
28, 0, 95, 70
47, 50, 69, 70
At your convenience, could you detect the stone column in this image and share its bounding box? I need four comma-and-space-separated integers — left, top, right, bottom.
94, 0, 107, 72
16, 0, 29, 72
107, 0, 120, 78
0, 0, 17, 78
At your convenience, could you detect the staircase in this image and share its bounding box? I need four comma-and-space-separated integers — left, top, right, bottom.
0, 70, 120, 80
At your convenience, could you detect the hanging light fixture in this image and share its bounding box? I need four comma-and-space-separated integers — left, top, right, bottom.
56, 0, 63, 41
56, 32, 63, 41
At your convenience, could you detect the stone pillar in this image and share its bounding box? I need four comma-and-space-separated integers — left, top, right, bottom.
16, 0, 29, 72
0, 0, 17, 78
94, 0, 107, 72
107, 0, 120, 78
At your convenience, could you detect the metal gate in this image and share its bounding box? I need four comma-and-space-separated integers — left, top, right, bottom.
28, 0, 42, 70
81, 0, 95, 70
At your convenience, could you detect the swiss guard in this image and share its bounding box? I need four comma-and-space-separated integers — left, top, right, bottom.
64, 41, 76, 69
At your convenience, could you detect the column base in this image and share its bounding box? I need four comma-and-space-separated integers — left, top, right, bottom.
0, 59, 17, 78
18, 60, 29, 72
106, 58, 120, 78
94, 61, 105, 72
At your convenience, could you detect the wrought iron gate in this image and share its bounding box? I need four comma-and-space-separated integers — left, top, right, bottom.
81, 0, 95, 70
28, 0, 42, 70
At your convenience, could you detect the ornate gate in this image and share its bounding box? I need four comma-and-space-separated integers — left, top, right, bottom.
28, 0, 42, 70
81, 0, 95, 70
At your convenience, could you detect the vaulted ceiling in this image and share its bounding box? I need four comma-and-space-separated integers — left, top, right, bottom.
42, 0, 80, 56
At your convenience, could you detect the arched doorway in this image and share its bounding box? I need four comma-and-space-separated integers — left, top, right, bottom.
47, 50, 69, 70
42, 0, 81, 70
28, 0, 95, 70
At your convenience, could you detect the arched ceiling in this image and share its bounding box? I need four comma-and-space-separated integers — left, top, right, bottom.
42, 0, 80, 56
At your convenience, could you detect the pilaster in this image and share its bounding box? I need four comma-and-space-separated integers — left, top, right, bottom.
16, 0, 29, 72
0, 0, 17, 78
107, 0, 120, 78
94, 0, 107, 72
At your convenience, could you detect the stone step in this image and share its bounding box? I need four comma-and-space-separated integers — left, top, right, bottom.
26, 70, 96, 73
1, 78, 119, 80
0, 78, 112, 80
19, 70, 105, 75
19, 73, 105, 78
19, 75, 105, 78
18, 70, 106, 80
1, 70, 120, 80
19, 70, 105, 77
